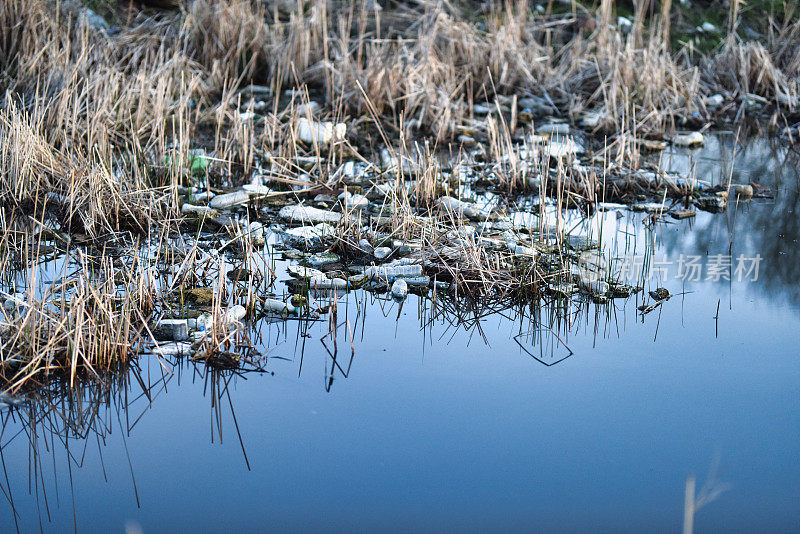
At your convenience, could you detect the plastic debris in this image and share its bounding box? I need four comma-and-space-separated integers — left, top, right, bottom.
279, 204, 348, 224
391, 279, 408, 299
210, 191, 250, 210
182, 204, 218, 217
296, 117, 346, 146
672, 132, 705, 147
374, 247, 392, 259
436, 196, 488, 220
154, 319, 189, 341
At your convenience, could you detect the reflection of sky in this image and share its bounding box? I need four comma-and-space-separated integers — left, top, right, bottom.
659, 136, 800, 307
1, 138, 799, 532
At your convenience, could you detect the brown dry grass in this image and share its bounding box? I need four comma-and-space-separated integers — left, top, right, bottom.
0, 250, 155, 391
2, 0, 796, 209
0, 0, 797, 390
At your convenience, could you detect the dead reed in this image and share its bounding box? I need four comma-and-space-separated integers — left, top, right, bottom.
0, 0, 795, 392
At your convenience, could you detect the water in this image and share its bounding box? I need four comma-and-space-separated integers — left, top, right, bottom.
1, 135, 799, 532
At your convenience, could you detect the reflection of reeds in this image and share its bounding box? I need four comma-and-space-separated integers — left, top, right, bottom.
0, 354, 263, 530
682, 453, 730, 534
417, 283, 628, 364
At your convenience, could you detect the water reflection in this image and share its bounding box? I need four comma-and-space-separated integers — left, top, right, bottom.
0, 135, 798, 531
0, 274, 658, 530
0, 356, 267, 531
662, 135, 800, 304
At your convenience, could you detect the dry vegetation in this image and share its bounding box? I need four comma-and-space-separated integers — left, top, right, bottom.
0, 0, 796, 388
1, 0, 797, 204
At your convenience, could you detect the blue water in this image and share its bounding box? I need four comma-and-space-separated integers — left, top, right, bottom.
1, 136, 798, 532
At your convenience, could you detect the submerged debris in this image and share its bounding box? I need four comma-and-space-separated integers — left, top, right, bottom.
391, 279, 408, 300
155, 319, 190, 341
649, 288, 671, 301
672, 132, 705, 147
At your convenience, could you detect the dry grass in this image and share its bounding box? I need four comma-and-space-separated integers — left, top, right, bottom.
705, 37, 799, 112
0, 249, 155, 391
2, 0, 796, 200
4, 1, 798, 131
0, 0, 795, 390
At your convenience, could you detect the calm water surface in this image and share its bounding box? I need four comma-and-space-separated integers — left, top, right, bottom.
1, 135, 798, 532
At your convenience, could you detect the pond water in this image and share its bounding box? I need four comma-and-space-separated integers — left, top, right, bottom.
1, 135, 798, 532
